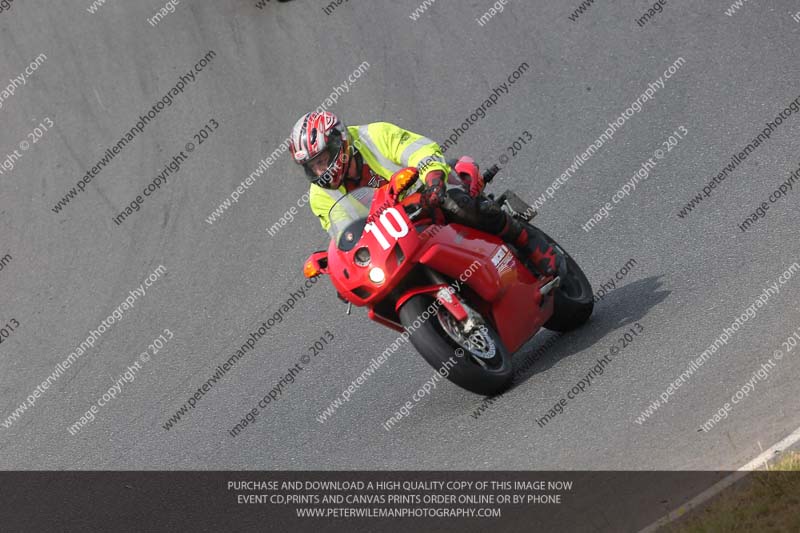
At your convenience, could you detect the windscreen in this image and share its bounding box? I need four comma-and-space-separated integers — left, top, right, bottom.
327, 187, 374, 251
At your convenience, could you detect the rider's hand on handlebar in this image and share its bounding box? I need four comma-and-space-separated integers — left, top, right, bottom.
420, 188, 440, 210
420, 170, 446, 208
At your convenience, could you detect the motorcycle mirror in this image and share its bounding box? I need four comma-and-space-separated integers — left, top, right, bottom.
389, 167, 419, 196
482, 164, 500, 183
303, 251, 329, 278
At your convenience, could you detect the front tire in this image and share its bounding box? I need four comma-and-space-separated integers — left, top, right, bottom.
398, 294, 513, 396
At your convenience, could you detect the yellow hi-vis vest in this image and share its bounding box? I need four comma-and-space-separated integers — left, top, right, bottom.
309, 122, 451, 231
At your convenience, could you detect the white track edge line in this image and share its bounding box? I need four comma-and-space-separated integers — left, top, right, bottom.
638, 425, 800, 533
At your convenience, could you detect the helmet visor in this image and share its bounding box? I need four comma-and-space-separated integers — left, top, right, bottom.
303, 131, 345, 187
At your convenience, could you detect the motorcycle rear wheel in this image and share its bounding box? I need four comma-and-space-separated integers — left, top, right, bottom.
398, 294, 513, 396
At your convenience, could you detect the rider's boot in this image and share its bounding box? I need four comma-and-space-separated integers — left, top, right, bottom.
498, 215, 561, 278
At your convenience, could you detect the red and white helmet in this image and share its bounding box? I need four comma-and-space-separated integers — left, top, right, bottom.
290, 111, 351, 189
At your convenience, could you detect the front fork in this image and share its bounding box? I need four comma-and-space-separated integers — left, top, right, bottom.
395, 282, 468, 322
395, 279, 496, 361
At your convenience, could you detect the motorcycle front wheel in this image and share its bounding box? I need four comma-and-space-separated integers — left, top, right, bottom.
398, 294, 513, 396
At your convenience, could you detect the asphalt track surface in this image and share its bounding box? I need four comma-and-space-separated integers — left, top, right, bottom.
1, 0, 799, 480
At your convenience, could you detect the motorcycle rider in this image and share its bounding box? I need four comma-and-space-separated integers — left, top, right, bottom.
289, 111, 559, 277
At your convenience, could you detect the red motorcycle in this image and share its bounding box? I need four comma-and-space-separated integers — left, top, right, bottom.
303, 166, 593, 395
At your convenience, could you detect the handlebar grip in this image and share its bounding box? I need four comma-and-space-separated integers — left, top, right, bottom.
482, 165, 500, 183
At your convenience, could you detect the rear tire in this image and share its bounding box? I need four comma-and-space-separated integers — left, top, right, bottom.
530, 227, 594, 332
398, 294, 513, 396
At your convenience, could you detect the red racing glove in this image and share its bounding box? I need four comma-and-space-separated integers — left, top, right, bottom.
421, 170, 446, 208
454, 156, 484, 197
467, 172, 484, 197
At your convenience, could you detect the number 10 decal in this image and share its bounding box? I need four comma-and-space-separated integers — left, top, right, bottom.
364, 207, 409, 250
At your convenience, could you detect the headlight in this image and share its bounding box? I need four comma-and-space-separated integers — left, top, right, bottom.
354, 247, 371, 267
368, 267, 385, 284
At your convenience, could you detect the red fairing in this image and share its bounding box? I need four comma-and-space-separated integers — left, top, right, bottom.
313, 172, 556, 357
413, 223, 552, 353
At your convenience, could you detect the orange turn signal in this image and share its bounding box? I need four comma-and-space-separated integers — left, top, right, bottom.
392, 167, 419, 194
304, 260, 321, 279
